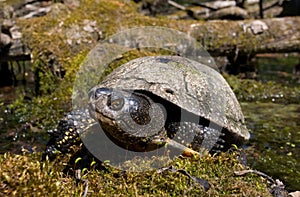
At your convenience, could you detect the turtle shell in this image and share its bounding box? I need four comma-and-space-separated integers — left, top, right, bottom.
96, 56, 250, 141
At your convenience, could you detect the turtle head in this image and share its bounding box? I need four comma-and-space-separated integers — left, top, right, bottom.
88, 87, 167, 151
89, 87, 153, 125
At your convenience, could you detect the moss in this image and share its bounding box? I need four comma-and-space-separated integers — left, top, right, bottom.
17, 0, 182, 66
10, 0, 186, 122
0, 152, 79, 196
3, 49, 177, 154
7, 51, 88, 136
224, 74, 300, 104
189, 19, 269, 55
1, 0, 24, 7
0, 151, 272, 196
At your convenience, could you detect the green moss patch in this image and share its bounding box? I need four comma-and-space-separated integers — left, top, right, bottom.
225, 74, 300, 104
0, 151, 272, 196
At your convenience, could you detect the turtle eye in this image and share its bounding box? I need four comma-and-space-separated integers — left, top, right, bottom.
108, 94, 124, 111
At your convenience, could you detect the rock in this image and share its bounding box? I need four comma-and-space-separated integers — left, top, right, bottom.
241, 20, 269, 35
200, 0, 236, 10
63, 0, 80, 8
10, 26, 22, 39
21, 6, 51, 19
15, 0, 52, 18
289, 191, 300, 197
2, 19, 14, 30
207, 6, 249, 20
0, 33, 11, 49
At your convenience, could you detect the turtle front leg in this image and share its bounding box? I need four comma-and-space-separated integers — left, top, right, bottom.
43, 109, 96, 160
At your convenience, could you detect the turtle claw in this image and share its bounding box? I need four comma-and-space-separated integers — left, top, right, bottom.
42, 145, 60, 161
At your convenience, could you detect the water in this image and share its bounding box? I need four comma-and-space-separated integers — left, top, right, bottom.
243, 102, 300, 191
243, 55, 300, 191
0, 60, 42, 154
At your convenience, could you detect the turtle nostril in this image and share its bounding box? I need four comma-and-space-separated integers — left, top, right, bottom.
165, 88, 174, 95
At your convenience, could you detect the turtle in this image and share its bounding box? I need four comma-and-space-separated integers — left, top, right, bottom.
44, 56, 250, 161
